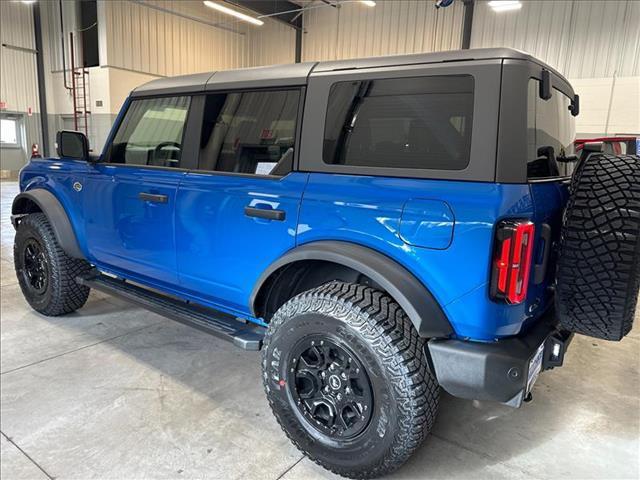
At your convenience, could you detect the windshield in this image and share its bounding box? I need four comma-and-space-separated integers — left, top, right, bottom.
527, 79, 576, 179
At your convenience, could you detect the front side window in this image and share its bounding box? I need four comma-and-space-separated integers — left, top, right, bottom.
323, 75, 474, 171
198, 89, 300, 176
109, 96, 190, 167
527, 79, 576, 179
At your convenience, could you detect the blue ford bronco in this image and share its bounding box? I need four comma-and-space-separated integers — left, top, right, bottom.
11, 48, 639, 478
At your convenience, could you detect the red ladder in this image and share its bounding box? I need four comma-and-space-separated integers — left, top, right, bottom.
69, 32, 90, 135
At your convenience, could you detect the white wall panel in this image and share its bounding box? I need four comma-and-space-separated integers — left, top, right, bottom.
40, 0, 80, 74
0, 1, 42, 169
101, 0, 295, 77
302, 0, 464, 62
0, 1, 39, 112
571, 76, 640, 136
471, 0, 640, 79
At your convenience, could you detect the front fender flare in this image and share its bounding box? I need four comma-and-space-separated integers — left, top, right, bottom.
12, 189, 84, 259
251, 241, 453, 338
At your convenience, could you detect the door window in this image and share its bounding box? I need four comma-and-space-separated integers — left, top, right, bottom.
323, 76, 474, 171
108, 96, 190, 168
198, 90, 300, 176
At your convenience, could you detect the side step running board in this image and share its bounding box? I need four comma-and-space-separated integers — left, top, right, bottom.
77, 273, 264, 351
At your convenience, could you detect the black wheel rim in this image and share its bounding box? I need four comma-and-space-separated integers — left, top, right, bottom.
22, 238, 48, 294
288, 335, 374, 440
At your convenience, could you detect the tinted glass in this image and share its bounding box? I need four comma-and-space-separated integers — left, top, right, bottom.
527, 79, 576, 179
198, 90, 300, 176
109, 96, 190, 167
59, 131, 86, 159
323, 76, 474, 170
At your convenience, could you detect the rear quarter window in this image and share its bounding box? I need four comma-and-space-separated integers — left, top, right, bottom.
527, 79, 576, 179
323, 75, 474, 171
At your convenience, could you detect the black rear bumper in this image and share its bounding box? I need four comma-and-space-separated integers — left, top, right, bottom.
427, 310, 573, 407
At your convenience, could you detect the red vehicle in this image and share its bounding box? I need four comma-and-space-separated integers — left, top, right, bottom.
575, 136, 639, 155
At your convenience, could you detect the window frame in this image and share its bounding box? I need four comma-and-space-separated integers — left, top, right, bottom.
102, 94, 196, 171
299, 60, 503, 182
0, 114, 23, 149
190, 86, 306, 180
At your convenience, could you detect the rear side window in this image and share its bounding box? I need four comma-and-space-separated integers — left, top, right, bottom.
109, 96, 190, 167
527, 79, 576, 179
323, 75, 474, 171
198, 90, 300, 176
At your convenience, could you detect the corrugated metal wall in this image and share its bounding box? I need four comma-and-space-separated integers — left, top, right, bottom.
301, 0, 639, 78
101, 0, 295, 77
471, 0, 640, 78
0, 1, 39, 112
40, 0, 81, 74
302, 0, 464, 62
0, 1, 43, 172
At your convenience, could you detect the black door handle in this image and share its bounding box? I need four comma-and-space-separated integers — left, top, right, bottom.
244, 206, 285, 221
138, 192, 168, 203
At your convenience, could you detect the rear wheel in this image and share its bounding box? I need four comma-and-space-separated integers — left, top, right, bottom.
262, 282, 439, 479
14, 213, 92, 316
556, 153, 640, 340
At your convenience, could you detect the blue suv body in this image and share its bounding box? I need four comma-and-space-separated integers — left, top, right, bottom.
12, 48, 584, 478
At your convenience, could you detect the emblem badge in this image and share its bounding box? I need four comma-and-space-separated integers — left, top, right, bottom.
73, 181, 83, 192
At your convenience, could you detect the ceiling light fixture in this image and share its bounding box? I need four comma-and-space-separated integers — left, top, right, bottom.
488, 1, 522, 12
360, 1, 376, 7
203, 1, 264, 26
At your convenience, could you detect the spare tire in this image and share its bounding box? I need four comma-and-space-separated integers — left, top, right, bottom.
556, 153, 640, 341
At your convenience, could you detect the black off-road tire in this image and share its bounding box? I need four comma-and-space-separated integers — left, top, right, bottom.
556, 153, 640, 340
14, 213, 91, 316
262, 282, 439, 479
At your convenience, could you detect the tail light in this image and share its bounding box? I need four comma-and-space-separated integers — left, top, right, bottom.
490, 220, 535, 304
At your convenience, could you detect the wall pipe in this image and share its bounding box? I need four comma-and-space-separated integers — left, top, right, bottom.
59, 0, 72, 91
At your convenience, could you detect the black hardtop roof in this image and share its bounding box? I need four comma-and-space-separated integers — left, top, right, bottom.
131, 47, 567, 97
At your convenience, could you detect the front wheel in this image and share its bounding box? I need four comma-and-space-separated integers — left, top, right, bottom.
262, 282, 439, 479
14, 213, 91, 316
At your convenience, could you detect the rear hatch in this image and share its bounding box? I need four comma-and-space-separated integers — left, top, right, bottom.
524, 77, 576, 319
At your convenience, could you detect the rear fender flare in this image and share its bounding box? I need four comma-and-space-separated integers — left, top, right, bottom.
12, 189, 84, 259
251, 241, 453, 338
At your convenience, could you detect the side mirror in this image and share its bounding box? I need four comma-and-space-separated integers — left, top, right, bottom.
56, 130, 89, 160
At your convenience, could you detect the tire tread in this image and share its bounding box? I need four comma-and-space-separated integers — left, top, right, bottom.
14, 213, 91, 316
262, 281, 439, 479
556, 153, 640, 340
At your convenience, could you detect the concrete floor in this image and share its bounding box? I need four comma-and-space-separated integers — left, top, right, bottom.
0, 180, 638, 480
